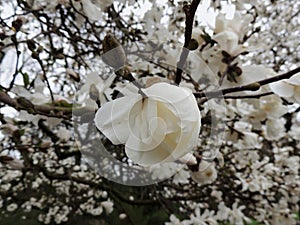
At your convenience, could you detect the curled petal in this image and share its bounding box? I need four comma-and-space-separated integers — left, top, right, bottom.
94, 94, 141, 144
287, 73, 300, 85
213, 31, 239, 55
294, 86, 300, 103
269, 81, 294, 98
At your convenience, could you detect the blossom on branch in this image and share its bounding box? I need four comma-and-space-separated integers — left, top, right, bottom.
270, 72, 300, 103
94, 82, 201, 166
213, 11, 253, 56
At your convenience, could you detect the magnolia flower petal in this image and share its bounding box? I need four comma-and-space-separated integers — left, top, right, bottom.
82, 0, 102, 21
168, 120, 200, 160
126, 116, 168, 153
287, 73, 300, 85
294, 86, 300, 103
126, 99, 167, 152
145, 83, 201, 123
11, 86, 31, 99
156, 101, 180, 133
178, 153, 197, 165
125, 130, 179, 166
131, 98, 159, 144
142, 83, 192, 106
95, 95, 141, 144
215, 13, 226, 34
213, 31, 239, 55
269, 81, 294, 98
34, 75, 46, 93
241, 65, 273, 84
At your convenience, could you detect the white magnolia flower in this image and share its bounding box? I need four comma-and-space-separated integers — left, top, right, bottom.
228, 202, 251, 225
213, 31, 246, 56
165, 214, 190, 225
250, 95, 288, 121
189, 207, 218, 225
289, 123, 300, 140
12, 75, 50, 105
72, 0, 113, 22
6, 158, 24, 170
270, 72, 300, 103
148, 162, 181, 181
213, 11, 253, 55
271, 208, 297, 225
263, 118, 286, 140
7, 203, 18, 212
190, 161, 217, 185
95, 82, 201, 166
221, 65, 273, 88
215, 11, 253, 40
172, 168, 190, 185
191, 28, 205, 47
216, 202, 230, 221
100, 200, 114, 214
77, 72, 116, 108
178, 153, 197, 166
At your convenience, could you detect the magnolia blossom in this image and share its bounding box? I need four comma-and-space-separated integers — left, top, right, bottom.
269, 72, 300, 103
190, 161, 217, 185
213, 11, 253, 55
165, 214, 189, 225
191, 27, 205, 47
263, 118, 286, 140
100, 200, 114, 214
215, 11, 253, 40
221, 65, 272, 88
213, 31, 247, 56
95, 82, 201, 166
189, 207, 218, 225
77, 72, 115, 108
72, 0, 113, 22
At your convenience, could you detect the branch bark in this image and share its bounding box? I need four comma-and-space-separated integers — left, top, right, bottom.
175, 0, 201, 85
194, 66, 300, 99
0, 90, 74, 119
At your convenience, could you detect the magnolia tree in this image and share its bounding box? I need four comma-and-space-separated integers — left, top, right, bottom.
0, 0, 299, 224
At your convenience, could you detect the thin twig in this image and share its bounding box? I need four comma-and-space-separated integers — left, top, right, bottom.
223, 92, 273, 99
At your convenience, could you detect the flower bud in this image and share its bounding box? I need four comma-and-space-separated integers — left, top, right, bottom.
89, 84, 99, 101
31, 51, 40, 59
66, 69, 80, 82
17, 97, 34, 109
245, 82, 261, 91
187, 39, 199, 50
26, 39, 36, 52
12, 18, 23, 32
102, 33, 127, 69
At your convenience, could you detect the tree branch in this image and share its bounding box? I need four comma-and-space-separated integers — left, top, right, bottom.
175, 0, 201, 85
0, 90, 74, 119
195, 66, 300, 99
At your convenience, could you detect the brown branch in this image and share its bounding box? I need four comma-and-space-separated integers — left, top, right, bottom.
223, 92, 274, 99
40, 167, 160, 206
0, 90, 74, 119
195, 66, 300, 99
175, 0, 201, 85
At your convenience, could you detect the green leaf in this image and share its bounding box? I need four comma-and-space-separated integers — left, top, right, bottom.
22, 72, 30, 87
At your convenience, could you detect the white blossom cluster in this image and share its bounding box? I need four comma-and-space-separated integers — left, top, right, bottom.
0, 0, 299, 224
